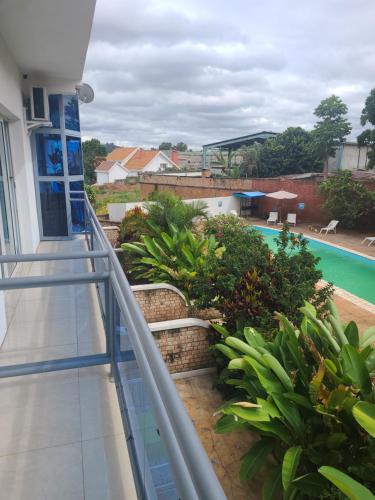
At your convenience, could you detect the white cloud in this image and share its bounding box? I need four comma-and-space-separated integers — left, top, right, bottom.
80, 0, 375, 148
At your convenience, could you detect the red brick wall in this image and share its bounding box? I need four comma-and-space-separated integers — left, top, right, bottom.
139, 174, 326, 222
153, 326, 214, 374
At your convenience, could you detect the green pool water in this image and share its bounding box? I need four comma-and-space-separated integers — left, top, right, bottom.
253, 226, 375, 305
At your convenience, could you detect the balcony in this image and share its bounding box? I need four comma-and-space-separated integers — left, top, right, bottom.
0, 198, 226, 500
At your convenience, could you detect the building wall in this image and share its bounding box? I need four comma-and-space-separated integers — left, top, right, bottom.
138, 174, 327, 223
143, 153, 175, 173
133, 287, 188, 323
109, 163, 127, 182
96, 171, 109, 185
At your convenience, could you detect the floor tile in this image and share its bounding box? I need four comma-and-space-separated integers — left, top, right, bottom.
82, 435, 137, 500
0, 443, 84, 500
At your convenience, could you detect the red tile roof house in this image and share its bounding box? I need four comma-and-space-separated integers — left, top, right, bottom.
95, 147, 178, 184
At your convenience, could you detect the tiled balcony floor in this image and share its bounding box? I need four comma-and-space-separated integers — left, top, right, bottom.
0, 238, 137, 500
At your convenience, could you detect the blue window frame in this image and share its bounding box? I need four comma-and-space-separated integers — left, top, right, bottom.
36, 133, 63, 176
64, 95, 80, 131
66, 136, 83, 175
48, 94, 60, 129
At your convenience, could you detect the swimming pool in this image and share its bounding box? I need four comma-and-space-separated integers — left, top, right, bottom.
253, 225, 375, 305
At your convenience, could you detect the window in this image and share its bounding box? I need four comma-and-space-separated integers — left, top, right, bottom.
64, 95, 80, 131
69, 180, 84, 191
36, 133, 63, 176
39, 181, 68, 237
66, 136, 83, 175
48, 94, 60, 129
160, 163, 167, 170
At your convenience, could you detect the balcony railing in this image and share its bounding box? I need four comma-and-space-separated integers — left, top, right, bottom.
0, 195, 226, 500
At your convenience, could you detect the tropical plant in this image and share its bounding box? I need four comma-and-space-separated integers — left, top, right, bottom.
195, 223, 332, 332
145, 191, 207, 232
82, 138, 107, 183
122, 223, 224, 301
213, 301, 375, 498
118, 206, 150, 243
320, 171, 375, 229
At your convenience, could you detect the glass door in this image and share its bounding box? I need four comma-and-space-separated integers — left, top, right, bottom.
0, 119, 20, 276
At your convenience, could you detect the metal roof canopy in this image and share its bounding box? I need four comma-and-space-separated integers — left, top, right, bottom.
233, 191, 266, 199
203, 131, 278, 150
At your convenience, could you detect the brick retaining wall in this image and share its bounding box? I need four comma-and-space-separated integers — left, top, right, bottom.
133, 287, 188, 322
153, 325, 214, 374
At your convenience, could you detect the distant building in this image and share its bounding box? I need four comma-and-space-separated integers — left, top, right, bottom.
163, 149, 218, 170
328, 142, 371, 172
95, 147, 178, 184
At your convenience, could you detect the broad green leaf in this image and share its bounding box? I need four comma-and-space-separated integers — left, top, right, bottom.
211, 322, 230, 338
227, 404, 270, 423
256, 398, 281, 419
243, 327, 267, 349
352, 401, 375, 438
226, 337, 263, 362
341, 344, 372, 395
309, 363, 326, 404
249, 420, 292, 445
260, 353, 294, 392
283, 392, 313, 410
228, 358, 252, 375
142, 236, 162, 259
282, 446, 303, 491
365, 349, 375, 372
160, 231, 173, 250
318, 466, 375, 500
214, 414, 247, 434
360, 326, 375, 349
262, 466, 282, 500
272, 394, 304, 435
240, 440, 273, 481
121, 242, 148, 256
345, 321, 359, 348
329, 315, 349, 346
214, 344, 238, 360
328, 298, 339, 319
327, 388, 350, 410
244, 356, 284, 394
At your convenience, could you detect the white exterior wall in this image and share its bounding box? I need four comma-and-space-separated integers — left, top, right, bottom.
143, 153, 175, 173
108, 196, 240, 222
96, 164, 128, 185
341, 144, 369, 170
0, 35, 40, 343
96, 171, 109, 185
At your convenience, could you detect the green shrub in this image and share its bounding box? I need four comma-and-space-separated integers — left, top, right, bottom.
122, 223, 224, 302
85, 184, 97, 206
118, 206, 150, 243
213, 301, 375, 498
320, 171, 375, 229
195, 222, 332, 333
146, 191, 207, 232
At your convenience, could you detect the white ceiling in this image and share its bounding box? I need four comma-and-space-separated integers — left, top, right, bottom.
0, 0, 96, 80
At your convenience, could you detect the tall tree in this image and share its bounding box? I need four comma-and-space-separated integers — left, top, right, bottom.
82, 138, 107, 184
158, 142, 172, 150
256, 127, 322, 177
357, 88, 375, 169
312, 95, 352, 177
174, 142, 188, 152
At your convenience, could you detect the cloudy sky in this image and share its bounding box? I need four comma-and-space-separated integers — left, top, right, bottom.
80, 0, 375, 149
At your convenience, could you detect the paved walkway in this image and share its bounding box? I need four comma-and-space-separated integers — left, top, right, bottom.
0, 239, 137, 500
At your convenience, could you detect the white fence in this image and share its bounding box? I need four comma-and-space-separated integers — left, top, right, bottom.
107, 196, 240, 222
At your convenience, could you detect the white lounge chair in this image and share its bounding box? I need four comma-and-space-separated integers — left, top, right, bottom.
361, 236, 375, 247
320, 220, 339, 234
267, 212, 278, 225
287, 213, 296, 226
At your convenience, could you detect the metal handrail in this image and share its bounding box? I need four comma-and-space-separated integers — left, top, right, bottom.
84, 194, 227, 500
